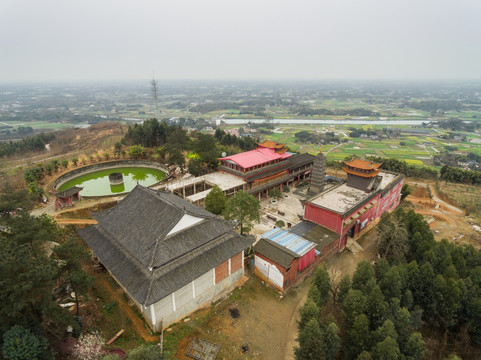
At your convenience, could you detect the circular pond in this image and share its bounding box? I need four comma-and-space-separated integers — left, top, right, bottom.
57, 167, 166, 197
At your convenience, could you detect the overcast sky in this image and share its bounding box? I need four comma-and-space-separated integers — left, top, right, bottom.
1, 0, 480, 83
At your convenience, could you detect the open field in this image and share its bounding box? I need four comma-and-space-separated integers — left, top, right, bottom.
222, 123, 481, 166
0, 119, 88, 131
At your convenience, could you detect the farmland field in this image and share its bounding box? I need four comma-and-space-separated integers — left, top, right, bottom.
223, 123, 481, 166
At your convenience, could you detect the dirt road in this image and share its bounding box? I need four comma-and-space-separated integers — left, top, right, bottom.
91, 270, 159, 343
406, 181, 481, 247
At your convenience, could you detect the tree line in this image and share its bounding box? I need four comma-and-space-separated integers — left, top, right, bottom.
0, 188, 94, 359
295, 208, 481, 359
0, 187, 168, 359
122, 118, 256, 176
440, 165, 481, 185
0, 132, 55, 157
295, 106, 376, 117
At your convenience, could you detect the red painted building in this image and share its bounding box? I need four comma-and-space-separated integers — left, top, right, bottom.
254, 228, 319, 291
303, 158, 404, 252
55, 186, 83, 211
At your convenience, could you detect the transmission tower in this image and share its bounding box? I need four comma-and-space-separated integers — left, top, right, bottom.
151, 76, 160, 119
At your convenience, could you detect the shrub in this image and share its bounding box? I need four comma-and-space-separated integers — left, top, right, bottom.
269, 188, 282, 199
2, 325, 51, 360
127, 345, 165, 360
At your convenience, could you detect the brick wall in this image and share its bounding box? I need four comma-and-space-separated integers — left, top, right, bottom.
215, 259, 229, 284
231, 252, 243, 272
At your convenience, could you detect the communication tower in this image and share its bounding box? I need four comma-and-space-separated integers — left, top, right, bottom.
151, 76, 160, 119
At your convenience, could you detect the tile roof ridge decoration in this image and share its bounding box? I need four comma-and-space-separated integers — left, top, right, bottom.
142, 185, 214, 219
142, 188, 196, 304
146, 209, 183, 271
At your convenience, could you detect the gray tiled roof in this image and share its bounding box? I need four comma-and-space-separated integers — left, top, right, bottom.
288, 153, 315, 168
291, 221, 339, 250
55, 186, 83, 199
254, 238, 297, 268
78, 185, 253, 306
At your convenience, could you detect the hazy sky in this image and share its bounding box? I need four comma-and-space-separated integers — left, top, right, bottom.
1, 0, 480, 82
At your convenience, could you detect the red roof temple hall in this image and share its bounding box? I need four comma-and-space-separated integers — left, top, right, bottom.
218, 143, 314, 199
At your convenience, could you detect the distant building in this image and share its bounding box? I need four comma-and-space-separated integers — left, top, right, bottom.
225, 129, 240, 137
78, 185, 252, 331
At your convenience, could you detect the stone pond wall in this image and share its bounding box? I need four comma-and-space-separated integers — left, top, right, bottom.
53, 160, 169, 191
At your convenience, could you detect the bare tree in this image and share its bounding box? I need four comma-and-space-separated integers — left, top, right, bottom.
376, 213, 409, 259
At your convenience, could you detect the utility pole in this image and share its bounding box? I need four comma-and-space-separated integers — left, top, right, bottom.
159, 319, 164, 355
151, 74, 160, 119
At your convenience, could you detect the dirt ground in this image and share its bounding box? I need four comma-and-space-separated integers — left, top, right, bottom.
405, 181, 481, 248
251, 191, 305, 240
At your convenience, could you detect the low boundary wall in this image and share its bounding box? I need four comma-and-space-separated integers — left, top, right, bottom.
54, 160, 170, 195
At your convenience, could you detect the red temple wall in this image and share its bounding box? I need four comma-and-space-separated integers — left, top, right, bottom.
304, 203, 343, 234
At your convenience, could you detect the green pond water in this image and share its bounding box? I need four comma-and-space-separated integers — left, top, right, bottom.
58, 167, 166, 196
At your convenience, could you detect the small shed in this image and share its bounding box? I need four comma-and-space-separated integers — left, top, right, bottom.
254, 228, 317, 291
55, 186, 83, 211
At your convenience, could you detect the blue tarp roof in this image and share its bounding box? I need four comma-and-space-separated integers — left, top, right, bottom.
261, 228, 316, 256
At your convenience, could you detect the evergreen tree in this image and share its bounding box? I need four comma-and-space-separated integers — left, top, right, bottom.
2, 325, 52, 360
298, 299, 321, 330
294, 318, 323, 360
204, 186, 226, 215
312, 264, 331, 307
371, 336, 401, 360
356, 351, 373, 360
342, 289, 367, 329
337, 274, 352, 304
365, 285, 388, 330
404, 332, 426, 360
347, 314, 371, 359
352, 261, 375, 294
323, 322, 341, 360
0, 214, 69, 334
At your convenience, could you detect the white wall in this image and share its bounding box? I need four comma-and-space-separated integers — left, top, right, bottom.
149, 262, 244, 332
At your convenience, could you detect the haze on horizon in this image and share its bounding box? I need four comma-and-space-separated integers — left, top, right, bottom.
1, 0, 480, 83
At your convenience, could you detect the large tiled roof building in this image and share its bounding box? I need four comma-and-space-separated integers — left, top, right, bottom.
78, 185, 253, 331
